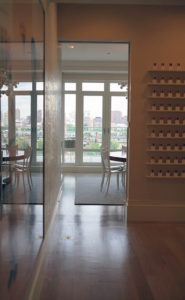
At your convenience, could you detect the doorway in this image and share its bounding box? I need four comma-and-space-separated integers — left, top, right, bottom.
60, 42, 129, 205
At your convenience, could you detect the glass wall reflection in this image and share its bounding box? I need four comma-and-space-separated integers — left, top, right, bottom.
0, 26, 44, 205
0, 0, 44, 298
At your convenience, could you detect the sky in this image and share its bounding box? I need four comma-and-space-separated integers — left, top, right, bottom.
65, 94, 128, 119
1, 93, 43, 119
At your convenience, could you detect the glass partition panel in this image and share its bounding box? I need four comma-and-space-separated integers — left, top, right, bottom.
0, 0, 44, 298
37, 95, 43, 162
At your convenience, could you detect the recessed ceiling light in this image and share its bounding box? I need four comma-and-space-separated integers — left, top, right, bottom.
67, 45, 74, 49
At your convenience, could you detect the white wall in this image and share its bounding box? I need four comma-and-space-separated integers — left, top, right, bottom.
58, 4, 185, 221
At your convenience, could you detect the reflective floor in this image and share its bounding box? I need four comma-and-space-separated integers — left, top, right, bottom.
0, 204, 43, 299
2, 173, 43, 204
32, 175, 185, 300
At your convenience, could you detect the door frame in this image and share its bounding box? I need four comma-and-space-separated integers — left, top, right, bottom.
60, 40, 131, 204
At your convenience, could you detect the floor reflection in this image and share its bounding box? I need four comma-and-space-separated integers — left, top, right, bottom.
2, 172, 43, 204
0, 204, 43, 299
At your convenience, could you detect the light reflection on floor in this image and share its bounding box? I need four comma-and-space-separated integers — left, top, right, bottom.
0, 204, 43, 299
2, 172, 43, 204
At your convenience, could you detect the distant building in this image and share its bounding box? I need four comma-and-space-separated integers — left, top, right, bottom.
111, 111, 122, 124
84, 116, 93, 127
16, 108, 20, 121
37, 110, 42, 123
3, 111, 8, 126
121, 115, 128, 125
93, 117, 102, 128
26, 115, 31, 124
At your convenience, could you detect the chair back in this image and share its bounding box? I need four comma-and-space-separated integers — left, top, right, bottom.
6, 144, 18, 156
122, 145, 127, 152
23, 146, 32, 169
101, 148, 110, 171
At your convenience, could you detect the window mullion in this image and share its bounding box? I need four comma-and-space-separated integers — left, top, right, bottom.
31, 81, 37, 164
8, 92, 15, 145
76, 80, 83, 166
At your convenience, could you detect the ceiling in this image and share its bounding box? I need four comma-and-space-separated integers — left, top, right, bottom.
1, 0, 184, 5
0, 42, 128, 75
60, 42, 128, 74
52, 0, 185, 5
60, 43, 128, 61
0, 42, 128, 62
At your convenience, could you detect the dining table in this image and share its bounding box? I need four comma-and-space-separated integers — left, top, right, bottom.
109, 151, 127, 163
2, 150, 25, 162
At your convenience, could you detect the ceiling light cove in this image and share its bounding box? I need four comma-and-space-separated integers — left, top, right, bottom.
67, 45, 74, 49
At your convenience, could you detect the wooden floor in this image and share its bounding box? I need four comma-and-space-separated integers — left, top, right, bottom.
33, 175, 185, 300
0, 204, 43, 300
2, 172, 43, 204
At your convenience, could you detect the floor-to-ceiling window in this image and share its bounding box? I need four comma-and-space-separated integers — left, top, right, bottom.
1, 77, 44, 204
62, 78, 128, 168
2, 81, 44, 164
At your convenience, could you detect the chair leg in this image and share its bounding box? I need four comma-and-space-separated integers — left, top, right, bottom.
101, 172, 105, 191
29, 171, 33, 185
22, 172, 26, 191
117, 173, 119, 190
122, 172, 126, 187
27, 171, 31, 189
121, 172, 124, 186
16, 172, 20, 187
106, 174, 111, 193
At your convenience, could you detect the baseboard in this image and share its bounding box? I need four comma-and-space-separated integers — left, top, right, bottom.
127, 201, 185, 222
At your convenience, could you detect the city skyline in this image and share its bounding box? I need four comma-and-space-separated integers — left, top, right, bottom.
1, 94, 43, 125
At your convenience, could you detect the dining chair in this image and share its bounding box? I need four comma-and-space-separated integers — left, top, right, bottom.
122, 145, 127, 152
14, 146, 32, 188
6, 144, 18, 156
121, 145, 127, 185
5, 144, 19, 181
101, 148, 125, 193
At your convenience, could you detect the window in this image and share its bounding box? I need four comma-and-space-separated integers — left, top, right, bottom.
64, 82, 76, 91
83, 95, 103, 163
36, 82, 44, 91
2, 81, 44, 165
14, 82, 32, 91
62, 79, 128, 167
1, 94, 8, 147
110, 82, 127, 92
15, 95, 31, 148
82, 82, 104, 92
